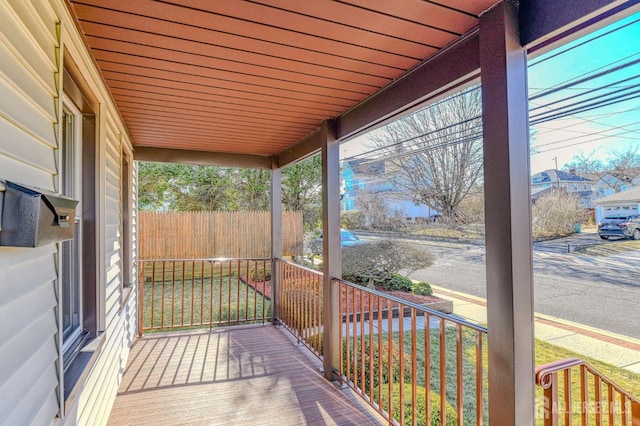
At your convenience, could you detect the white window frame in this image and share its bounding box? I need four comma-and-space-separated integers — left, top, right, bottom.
59, 95, 87, 371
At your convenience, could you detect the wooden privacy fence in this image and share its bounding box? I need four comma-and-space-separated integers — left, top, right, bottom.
139, 210, 303, 259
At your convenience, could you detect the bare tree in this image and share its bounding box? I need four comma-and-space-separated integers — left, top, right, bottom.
564, 145, 640, 192
354, 188, 391, 229
366, 86, 483, 219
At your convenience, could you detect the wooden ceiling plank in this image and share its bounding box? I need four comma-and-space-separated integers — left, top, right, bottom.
73, 1, 424, 68
120, 116, 312, 139
96, 57, 368, 101
110, 87, 342, 117
103, 70, 362, 107
133, 136, 289, 155
116, 103, 318, 131
429, 0, 498, 16
245, 0, 459, 44
80, 23, 385, 90
339, 0, 478, 34
105, 79, 351, 112
172, 0, 448, 54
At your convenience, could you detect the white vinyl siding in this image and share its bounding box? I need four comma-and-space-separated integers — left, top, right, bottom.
0, 0, 60, 424
0, 0, 137, 425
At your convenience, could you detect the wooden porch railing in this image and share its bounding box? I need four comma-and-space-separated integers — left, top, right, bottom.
334, 278, 488, 426
273, 258, 489, 425
536, 358, 640, 426
276, 259, 324, 359
136, 258, 271, 335
135, 258, 639, 426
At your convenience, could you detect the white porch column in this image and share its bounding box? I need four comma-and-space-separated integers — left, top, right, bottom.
480, 2, 535, 424
270, 158, 282, 325
321, 119, 341, 381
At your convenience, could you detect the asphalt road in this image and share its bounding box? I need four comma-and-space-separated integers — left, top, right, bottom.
360, 231, 640, 339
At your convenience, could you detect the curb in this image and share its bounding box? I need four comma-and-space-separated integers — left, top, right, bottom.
431, 285, 640, 350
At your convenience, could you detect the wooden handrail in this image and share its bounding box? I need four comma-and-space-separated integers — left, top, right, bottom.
535, 358, 640, 426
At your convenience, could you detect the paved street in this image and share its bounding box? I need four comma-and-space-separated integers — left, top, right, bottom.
360, 232, 640, 339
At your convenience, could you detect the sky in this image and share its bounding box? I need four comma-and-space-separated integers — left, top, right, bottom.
341, 11, 640, 175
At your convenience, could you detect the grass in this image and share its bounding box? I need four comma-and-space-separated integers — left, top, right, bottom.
535, 340, 640, 424
535, 339, 640, 397
412, 225, 484, 241
342, 325, 487, 425
575, 238, 640, 256
140, 275, 271, 332
139, 259, 271, 282
342, 326, 639, 425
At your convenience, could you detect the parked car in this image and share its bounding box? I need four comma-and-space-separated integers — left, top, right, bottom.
310, 229, 366, 255
597, 214, 640, 240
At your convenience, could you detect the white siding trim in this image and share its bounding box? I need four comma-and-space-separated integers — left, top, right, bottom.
0, 1, 57, 91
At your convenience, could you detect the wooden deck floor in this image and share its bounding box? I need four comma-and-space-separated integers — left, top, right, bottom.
108, 325, 382, 425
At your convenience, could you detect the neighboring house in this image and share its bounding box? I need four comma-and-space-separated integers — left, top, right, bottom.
583, 172, 628, 200
0, 2, 136, 425
531, 169, 593, 207
583, 170, 640, 204
341, 159, 438, 223
593, 186, 640, 223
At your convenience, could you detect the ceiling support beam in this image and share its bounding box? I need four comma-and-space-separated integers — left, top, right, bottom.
276, 129, 321, 168
335, 31, 481, 141
133, 146, 272, 169
480, 2, 535, 425
520, 0, 639, 49
320, 119, 341, 382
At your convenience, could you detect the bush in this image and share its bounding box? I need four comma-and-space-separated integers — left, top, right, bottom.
379, 383, 458, 426
250, 268, 271, 282
341, 210, 366, 229
532, 190, 589, 237
379, 273, 413, 292
411, 281, 433, 296
342, 240, 434, 287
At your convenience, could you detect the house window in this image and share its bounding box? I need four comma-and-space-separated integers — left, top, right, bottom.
58, 61, 101, 411
60, 102, 87, 369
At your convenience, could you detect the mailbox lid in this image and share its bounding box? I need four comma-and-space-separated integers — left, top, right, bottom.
0, 181, 79, 247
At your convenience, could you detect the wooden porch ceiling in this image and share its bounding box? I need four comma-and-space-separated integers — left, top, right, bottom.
68, 0, 498, 158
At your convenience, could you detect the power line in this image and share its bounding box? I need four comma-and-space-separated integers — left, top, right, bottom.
342, 54, 640, 164
529, 54, 640, 101
528, 16, 640, 68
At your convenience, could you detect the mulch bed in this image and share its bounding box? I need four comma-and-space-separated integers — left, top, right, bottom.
241, 276, 445, 315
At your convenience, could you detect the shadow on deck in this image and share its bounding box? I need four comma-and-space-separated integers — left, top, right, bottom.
108, 325, 381, 425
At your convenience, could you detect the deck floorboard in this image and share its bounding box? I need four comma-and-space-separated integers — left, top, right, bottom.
108, 325, 381, 425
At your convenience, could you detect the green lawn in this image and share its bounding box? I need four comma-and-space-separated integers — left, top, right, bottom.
575, 239, 640, 256
342, 327, 639, 425
140, 275, 271, 332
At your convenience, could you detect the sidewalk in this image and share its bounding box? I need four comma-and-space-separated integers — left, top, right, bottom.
431, 285, 640, 374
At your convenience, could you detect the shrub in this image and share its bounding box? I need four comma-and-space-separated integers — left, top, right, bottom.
341, 210, 366, 229
342, 240, 434, 287
379, 273, 413, 292
250, 268, 271, 282
379, 383, 458, 426
411, 281, 433, 296
532, 190, 589, 237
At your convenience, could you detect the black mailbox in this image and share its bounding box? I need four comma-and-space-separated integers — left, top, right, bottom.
0, 181, 79, 247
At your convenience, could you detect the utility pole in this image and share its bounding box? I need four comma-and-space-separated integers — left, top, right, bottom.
553, 156, 560, 189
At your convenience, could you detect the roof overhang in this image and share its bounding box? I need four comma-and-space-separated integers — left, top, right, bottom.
66, 0, 640, 167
